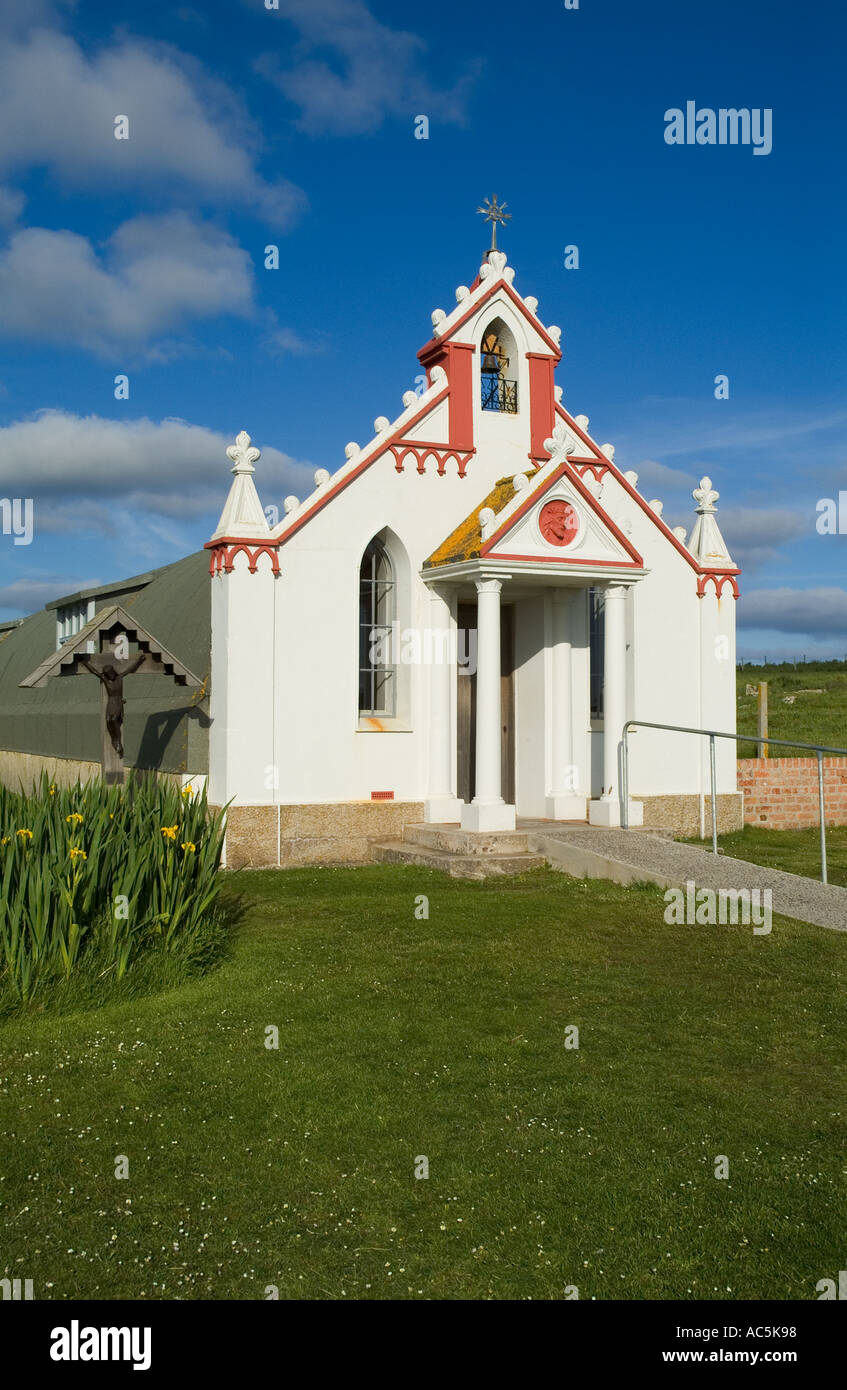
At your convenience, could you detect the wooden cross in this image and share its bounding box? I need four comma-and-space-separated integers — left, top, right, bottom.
20, 605, 203, 786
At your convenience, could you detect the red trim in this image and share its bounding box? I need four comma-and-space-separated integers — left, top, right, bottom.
697, 573, 740, 599
205, 539, 281, 576
417, 277, 562, 363
416, 341, 476, 451
272, 386, 450, 549
553, 402, 742, 591
572, 461, 611, 482
528, 353, 555, 460
447, 341, 475, 450
390, 442, 474, 477
481, 459, 645, 566
491, 553, 642, 569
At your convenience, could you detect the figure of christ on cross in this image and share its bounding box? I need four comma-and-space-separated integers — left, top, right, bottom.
80, 653, 146, 757
19, 606, 204, 788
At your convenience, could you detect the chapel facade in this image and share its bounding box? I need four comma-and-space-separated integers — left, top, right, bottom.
205, 245, 743, 867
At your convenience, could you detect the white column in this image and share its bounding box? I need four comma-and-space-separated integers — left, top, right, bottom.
546, 590, 587, 820
424, 583, 463, 823
461, 577, 516, 832
589, 583, 641, 826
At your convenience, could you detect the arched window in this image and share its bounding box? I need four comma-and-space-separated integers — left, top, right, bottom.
358, 538, 395, 715
480, 317, 518, 414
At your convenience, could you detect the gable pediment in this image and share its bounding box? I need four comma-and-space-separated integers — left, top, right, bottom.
482, 465, 644, 569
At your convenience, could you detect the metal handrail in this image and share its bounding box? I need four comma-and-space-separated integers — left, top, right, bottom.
620, 719, 847, 885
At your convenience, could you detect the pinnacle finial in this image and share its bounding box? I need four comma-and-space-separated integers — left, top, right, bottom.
693, 476, 719, 511
226, 430, 260, 474
542, 420, 577, 461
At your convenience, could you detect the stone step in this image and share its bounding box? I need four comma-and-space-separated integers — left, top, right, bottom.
402, 823, 532, 856
372, 841, 546, 880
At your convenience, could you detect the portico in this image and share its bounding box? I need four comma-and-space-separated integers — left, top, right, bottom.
422, 561, 645, 833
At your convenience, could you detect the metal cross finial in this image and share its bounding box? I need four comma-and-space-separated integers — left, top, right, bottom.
476, 195, 511, 252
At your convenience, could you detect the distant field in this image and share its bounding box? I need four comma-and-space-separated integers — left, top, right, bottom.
736, 661, 847, 757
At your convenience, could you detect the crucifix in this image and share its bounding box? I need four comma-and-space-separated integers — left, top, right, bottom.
476, 194, 511, 253
79, 651, 146, 761
20, 604, 203, 786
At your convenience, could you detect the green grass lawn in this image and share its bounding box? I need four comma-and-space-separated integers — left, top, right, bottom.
685, 825, 847, 888
2, 865, 845, 1301
737, 660, 847, 756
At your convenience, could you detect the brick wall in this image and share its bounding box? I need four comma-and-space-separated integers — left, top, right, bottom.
737, 758, 847, 828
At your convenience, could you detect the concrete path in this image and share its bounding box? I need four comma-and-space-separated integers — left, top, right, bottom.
521, 823, 847, 933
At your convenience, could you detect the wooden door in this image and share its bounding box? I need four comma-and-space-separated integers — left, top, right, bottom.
456, 601, 514, 804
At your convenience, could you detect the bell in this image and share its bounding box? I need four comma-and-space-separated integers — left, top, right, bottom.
481, 335, 506, 374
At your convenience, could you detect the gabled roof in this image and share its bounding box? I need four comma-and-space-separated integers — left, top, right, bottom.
551, 404, 740, 582
20, 605, 202, 689
213, 249, 560, 554
425, 470, 538, 568
0, 550, 210, 773
417, 249, 562, 365
424, 454, 645, 572
44, 566, 164, 613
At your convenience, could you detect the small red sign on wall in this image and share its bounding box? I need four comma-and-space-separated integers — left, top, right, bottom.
371, 791, 395, 800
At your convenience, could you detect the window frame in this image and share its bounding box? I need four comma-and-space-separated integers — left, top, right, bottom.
358, 538, 397, 718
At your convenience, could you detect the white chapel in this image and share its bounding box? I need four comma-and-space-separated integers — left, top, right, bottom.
204, 239, 742, 867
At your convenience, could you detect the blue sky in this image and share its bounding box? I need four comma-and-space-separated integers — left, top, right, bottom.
0, 0, 845, 657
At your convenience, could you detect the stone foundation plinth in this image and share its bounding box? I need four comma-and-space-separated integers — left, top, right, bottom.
222, 800, 426, 870
638, 793, 744, 838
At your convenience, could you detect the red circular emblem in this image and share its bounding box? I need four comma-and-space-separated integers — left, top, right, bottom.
539, 500, 579, 547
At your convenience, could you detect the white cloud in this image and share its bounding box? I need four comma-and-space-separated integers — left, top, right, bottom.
717, 507, 810, 569
608, 402, 847, 525
0, 411, 315, 522
255, 0, 480, 135
264, 325, 326, 356
0, 413, 318, 613
0, 574, 99, 617
738, 587, 847, 637
629, 458, 696, 494
0, 27, 303, 225
0, 213, 257, 356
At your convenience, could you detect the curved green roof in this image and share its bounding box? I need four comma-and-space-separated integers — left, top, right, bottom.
0, 551, 210, 774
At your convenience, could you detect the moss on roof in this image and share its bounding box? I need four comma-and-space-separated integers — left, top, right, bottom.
425, 470, 537, 568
